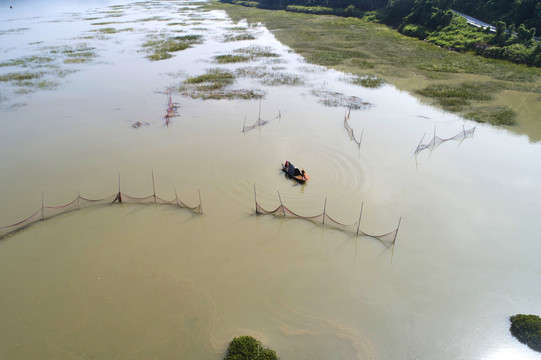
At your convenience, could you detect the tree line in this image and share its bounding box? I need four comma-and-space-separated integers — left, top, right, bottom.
221, 0, 541, 66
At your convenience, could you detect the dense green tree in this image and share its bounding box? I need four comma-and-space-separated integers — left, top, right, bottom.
510, 314, 541, 352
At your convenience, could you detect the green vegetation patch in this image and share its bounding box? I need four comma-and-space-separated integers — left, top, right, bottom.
184, 69, 234, 90
138, 16, 172, 22
90, 27, 133, 34
0, 71, 43, 82
510, 314, 541, 352
90, 21, 122, 26
235, 66, 304, 86
0, 28, 29, 35
0, 56, 54, 68
350, 75, 385, 88
214, 54, 251, 63
312, 89, 370, 109
181, 69, 263, 99
224, 336, 278, 360
416, 82, 493, 111
235, 45, 279, 58
222, 32, 256, 42
142, 34, 203, 61
465, 106, 516, 126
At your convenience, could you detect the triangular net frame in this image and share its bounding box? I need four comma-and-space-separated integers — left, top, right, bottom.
344, 108, 363, 148
415, 126, 476, 155
242, 100, 281, 133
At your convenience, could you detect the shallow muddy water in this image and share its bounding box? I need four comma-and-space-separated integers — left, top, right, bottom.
1, 1, 541, 359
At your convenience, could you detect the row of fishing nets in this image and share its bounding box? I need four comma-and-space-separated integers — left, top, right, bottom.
0, 190, 202, 240
415, 126, 476, 155
255, 190, 400, 247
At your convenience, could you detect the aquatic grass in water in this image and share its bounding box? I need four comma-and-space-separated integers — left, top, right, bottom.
0, 56, 54, 68
90, 27, 133, 34
214, 55, 251, 63
142, 34, 202, 61
0, 28, 29, 35
416, 82, 493, 104
221, 32, 256, 42
465, 107, 516, 126
181, 69, 263, 100
184, 69, 234, 90
312, 89, 370, 109
0, 71, 44, 82
142, 35, 202, 61
235, 66, 304, 86
235, 45, 279, 58
349, 75, 385, 88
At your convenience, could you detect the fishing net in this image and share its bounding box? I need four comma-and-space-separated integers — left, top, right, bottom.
415, 126, 476, 155
164, 95, 178, 125
0, 190, 202, 240
242, 101, 281, 133
255, 190, 400, 247
344, 109, 362, 148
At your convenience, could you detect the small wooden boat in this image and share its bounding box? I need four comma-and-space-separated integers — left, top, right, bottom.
282, 162, 309, 183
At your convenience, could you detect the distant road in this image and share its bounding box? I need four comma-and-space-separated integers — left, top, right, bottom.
452, 10, 538, 40
451, 10, 496, 32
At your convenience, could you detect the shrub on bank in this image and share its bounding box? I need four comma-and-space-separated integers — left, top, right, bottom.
224, 336, 279, 360
510, 314, 541, 352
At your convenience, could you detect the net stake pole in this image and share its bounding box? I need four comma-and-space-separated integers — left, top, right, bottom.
243, 115, 246, 133
41, 192, 44, 221
322, 197, 327, 225
359, 129, 364, 148
258, 99, 262, 124
356, 202, 363, 235
277, 191, 285, 217
77, 190, 80, 210
198, 189, 203, 214
175, 189, 179, 208
152, 171, 156, 204
254, 184, 258, 214
463, 125, 466, 137
118, 173, 122, 203
394, 217, 402, 244
415, 133, 426, 154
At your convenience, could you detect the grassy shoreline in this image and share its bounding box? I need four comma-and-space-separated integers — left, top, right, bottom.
208, 1, 541, 142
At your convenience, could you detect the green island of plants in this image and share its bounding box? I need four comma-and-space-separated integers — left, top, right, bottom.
224, 336, 279, 360
510, 314, 541, 352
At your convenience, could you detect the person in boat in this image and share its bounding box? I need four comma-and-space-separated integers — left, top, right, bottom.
301, 169, 306, 179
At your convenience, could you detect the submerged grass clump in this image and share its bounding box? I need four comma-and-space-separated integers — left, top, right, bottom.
465, 107, 516, 126
312, 89, 370, 110
0, 56, 54, 68
221, 32, 256, 42
235, 66, 304, 86
184, 69, 234, 90
142, 34, 202, 61
0, 28, 29, 35
0, 71, 43, 82
416, 82, 492, 107
214, 54, 251, 63
90, 27, 133, 34
350, 75, 385, 88
235, 45, 279, 58
180, 68, 263, 100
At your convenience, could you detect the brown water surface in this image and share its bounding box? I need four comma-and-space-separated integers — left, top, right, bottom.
1, 1, 541, 359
